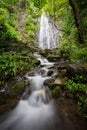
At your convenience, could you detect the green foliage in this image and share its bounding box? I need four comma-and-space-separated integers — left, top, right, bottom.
0, 23, 20, 40
57, 5, 79, 60
65, 79, 86, 94
0, 0, 39, 88
0, 8, 7, 24
65, 75, 87, 119
58, 40, 87, 62
31, 0, 47, 9
76, 47, 87, 62
77, 96, 87, 119
58, 40, 71, 59
70, 45, 87, 62
44, 0, 68, 19
24, 1, 40, 43
44, 0, 87, 62
0, 51, 37, 87
0, 1, 20, 41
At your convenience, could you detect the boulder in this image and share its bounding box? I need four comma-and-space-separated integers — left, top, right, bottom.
54, 78, 62, 84
38, 69, 46, 75
47, 54, 61, 62
58, 69, 67, 78
35, 60, 40, 66
47, 70, 53, 76
6, 80, 25, 96
66, 63, 87, 79
52, 86, 61, 98
44, 78, 55, 86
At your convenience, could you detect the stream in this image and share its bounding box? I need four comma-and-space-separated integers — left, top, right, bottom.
0, 53, 66, 130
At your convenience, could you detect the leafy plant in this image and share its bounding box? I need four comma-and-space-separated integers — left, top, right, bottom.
24, 1, 39, 43
65, 75, 87, 119
0, 51, 38, 87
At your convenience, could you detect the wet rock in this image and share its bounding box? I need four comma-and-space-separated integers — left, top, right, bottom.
54, 77, 68, 90
56, 59, 70, 70
48, 82, 60, 90
52, 86, 61, 98
66, 63, 87, 80
24, 78, 30, 88
22, 86, 31, 100
38, 69, 46, 75
47, 54, 61, 62
44, 78, 55, 86
27, 72, 35, 76
47, 70, 53, 76
14, 76, 23, 82
54, 78, 62, 84
39, 49, 51, 57
46, 76, 68, 92
52, 71, 59, 78
39, 49, 58, 60
35, 60, 40, 66
6, 80, 25, 96
45, 87, 52, 103
59, 69, 67, 78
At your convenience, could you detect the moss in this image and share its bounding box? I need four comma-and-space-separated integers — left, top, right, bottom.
6, 81, 24, 96
52, 86, 61, 98
49, 82, 58, 90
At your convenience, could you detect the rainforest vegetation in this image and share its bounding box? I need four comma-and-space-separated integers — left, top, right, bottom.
0, 0, 87, 122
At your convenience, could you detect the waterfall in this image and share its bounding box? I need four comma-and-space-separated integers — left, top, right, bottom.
39, 11, 61, 49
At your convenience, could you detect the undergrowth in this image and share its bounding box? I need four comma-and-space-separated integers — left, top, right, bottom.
65, 75, 87, 119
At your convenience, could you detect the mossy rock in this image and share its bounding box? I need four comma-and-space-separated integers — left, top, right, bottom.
6, 80, 24, 96
47, 54, 61, 62
35, 60, 40, 66
39, 49, 55, 58
48, 79, 65, 90
58, 69, 67, 78
66, 63, 87, 80
52, 86, 61, 98
50, 83, 58, 90
45, 81, 57, 90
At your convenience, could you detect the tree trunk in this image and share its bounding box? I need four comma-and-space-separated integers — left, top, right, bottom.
69, 0, 83, 43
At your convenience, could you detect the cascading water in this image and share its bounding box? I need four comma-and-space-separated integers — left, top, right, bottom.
0, 54, 65, 130
39, 10, 61, 49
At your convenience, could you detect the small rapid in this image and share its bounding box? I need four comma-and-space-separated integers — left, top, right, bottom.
0, 53, 65, 130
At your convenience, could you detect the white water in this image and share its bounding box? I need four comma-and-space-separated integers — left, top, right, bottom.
39, 10, 61, 49
26, 75, 50, 90
34, 53, 54, 67
0, 54, 57, 130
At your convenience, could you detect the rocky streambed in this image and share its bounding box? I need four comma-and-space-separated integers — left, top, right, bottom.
0, 52, 87, 130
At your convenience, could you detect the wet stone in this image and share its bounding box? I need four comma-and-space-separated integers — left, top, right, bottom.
47, 70, 53, 76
